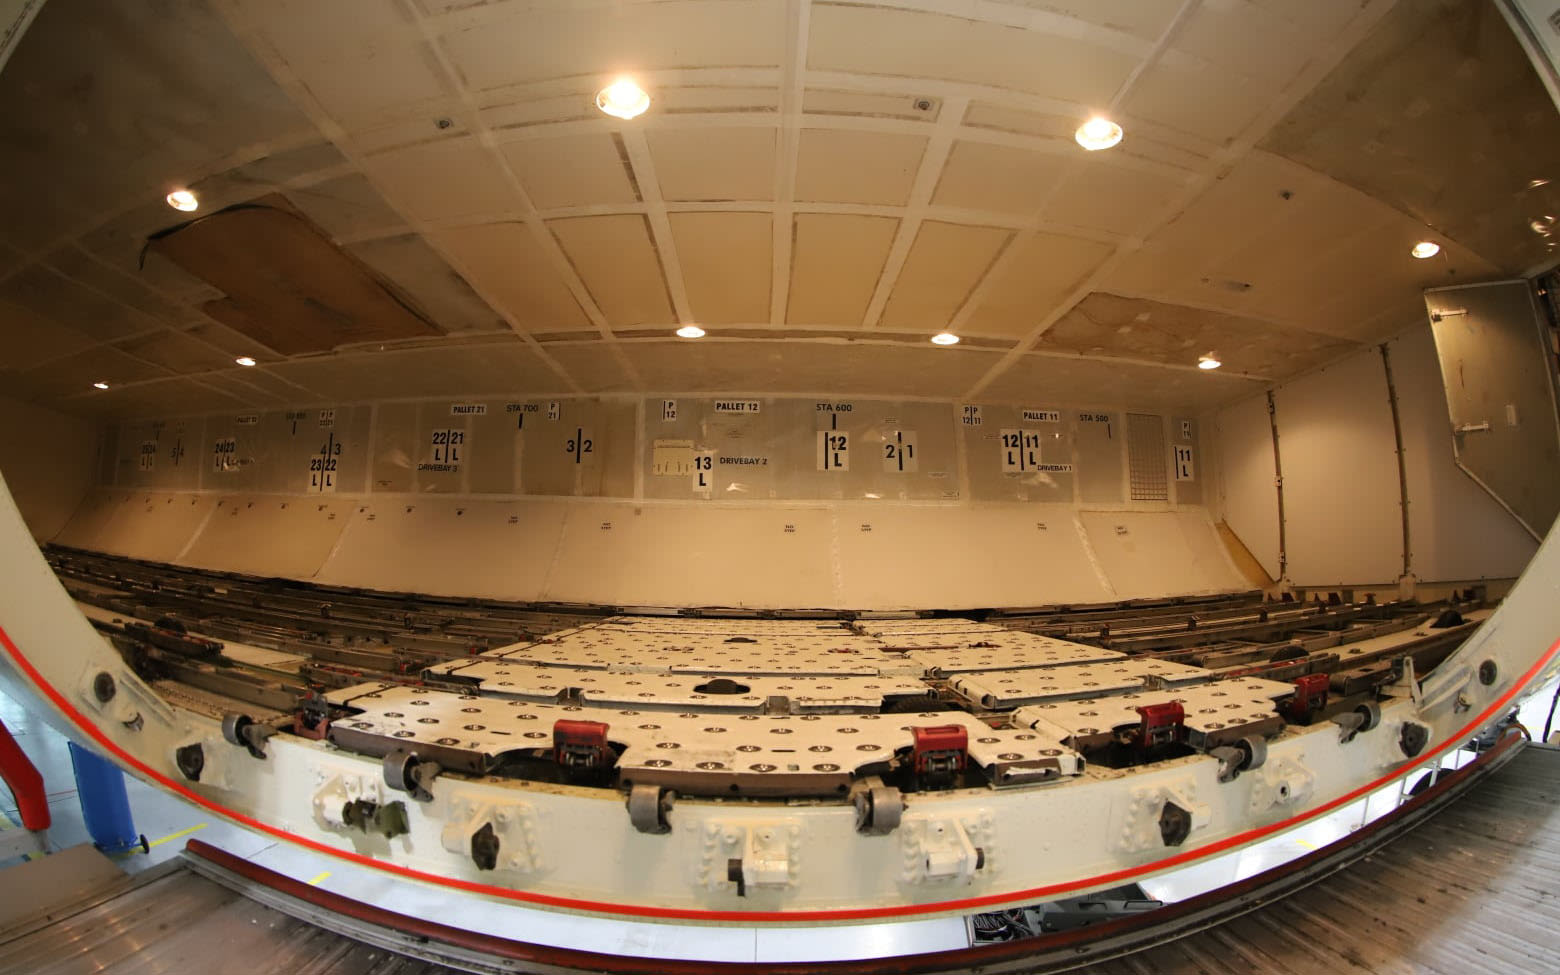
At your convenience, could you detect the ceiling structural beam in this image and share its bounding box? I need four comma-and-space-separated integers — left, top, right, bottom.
400, 0, 647, 392
860, 95, 970, 329
771, 0, 810, 326
963, 0, 1403, 402
947, 0, 1200, 350
617, 129, 694, 325
205, 0, 589, 397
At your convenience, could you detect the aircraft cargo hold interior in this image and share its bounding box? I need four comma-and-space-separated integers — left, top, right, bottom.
1, 0, 1559, 972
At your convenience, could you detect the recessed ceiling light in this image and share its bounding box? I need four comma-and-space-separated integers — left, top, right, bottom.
675, 324, 705, 339
1198, 354, 1222, 370
596, 78, 650, 120
1074, 116, 1123, 151
1410, 240, 1440, 259
235, 356, 257, 367
166, 189, 198, 212
931, 331, 960, 346
92, 381, 109, 390
1530, 178, 1550, 189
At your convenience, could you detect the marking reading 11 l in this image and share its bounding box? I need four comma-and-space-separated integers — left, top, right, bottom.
1001, 429, 1043, 473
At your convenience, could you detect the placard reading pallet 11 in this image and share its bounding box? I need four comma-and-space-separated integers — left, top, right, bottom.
1023, 409, 1061, 423
883, 431, 918, 472
212, 438, 237, 473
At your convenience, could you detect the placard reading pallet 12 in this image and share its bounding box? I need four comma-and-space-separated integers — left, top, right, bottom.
212, 438, 237, 473
883, 431, 918, 472
1000, 429, 1043, 472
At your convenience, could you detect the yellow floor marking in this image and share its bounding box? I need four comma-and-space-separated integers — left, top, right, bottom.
1294, 838, 1316, 850
146, 822, 208, 849
307, 871, 332, 886
0, 807, 44, 859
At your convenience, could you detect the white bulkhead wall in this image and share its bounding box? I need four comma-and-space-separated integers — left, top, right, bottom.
52, 395, 1241, 609
1212, 325, 1538, 587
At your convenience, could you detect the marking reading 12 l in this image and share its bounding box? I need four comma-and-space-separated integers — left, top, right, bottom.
309, 432, 340, 493
566, 428, 594, 463
817, 430, 849, 471
883, 430, 918, 472
1000, 429, 1043, 473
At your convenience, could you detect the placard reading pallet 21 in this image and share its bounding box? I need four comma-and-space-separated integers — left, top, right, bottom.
1000, 429, 1043, 472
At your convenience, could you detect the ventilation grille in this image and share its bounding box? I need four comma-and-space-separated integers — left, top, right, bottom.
1127, 413, 1168, 501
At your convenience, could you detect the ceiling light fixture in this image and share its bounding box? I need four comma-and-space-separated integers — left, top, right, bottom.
92, 381, 110, 390
675, 324, 705, 339
166, 189, 198, 212
235, 356, 257, 367
1198, 354, 1221, 370
596, 78, 651, 120
1074, 116, 1123, 151
1410, 240, 1440, 259
931, 331, 960, 346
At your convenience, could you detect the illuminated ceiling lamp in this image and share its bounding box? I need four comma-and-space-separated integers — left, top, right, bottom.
92, 381, 110, 389
930, 331, 960, 346
166, 189, 198, 212
1410, 240, 1440, 259
596, 77, 651, 120
235, 356, 257, 367
1197, 353, 1222, 370
1074, 116, 1123, 151
675, 324, 705, 339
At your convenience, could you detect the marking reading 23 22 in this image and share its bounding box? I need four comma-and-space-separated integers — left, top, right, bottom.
566, 428, 594, 464
309, 433, 341, 493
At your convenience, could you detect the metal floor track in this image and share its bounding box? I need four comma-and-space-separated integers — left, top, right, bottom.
3, 746, 1558, 975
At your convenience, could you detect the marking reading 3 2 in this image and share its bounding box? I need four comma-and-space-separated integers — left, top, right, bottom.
883, 430, 918, 472
566, 428, 594, 463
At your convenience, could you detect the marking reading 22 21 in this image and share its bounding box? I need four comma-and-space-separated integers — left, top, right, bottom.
309, 432, 341, 493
